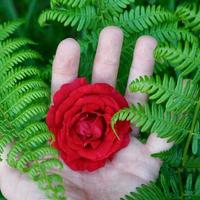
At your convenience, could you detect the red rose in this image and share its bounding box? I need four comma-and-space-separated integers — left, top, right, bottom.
46, 78, 131, 171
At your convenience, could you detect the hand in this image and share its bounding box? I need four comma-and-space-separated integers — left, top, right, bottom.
0, 27, 172, 200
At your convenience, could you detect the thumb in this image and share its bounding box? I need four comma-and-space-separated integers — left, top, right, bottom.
145, 133, 173, 154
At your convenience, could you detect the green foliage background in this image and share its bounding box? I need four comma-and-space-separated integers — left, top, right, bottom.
0, 0, 200, 200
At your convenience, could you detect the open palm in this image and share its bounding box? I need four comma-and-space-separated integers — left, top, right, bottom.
0, 27, 172, 200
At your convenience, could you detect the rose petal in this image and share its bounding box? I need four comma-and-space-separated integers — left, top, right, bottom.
46, 106, 56, 130
62, 152, 106, 171
53, 77, 88, 106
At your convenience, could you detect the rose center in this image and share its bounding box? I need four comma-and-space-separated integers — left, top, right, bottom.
75, 113, 105, 142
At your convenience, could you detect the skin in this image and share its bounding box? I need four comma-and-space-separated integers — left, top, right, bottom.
0, 27, 173, 200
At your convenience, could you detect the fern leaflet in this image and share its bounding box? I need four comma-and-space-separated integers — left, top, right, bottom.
114, 5, 176, 33
39, 6, 97, 31
0, 21, 66, 199
176, 3, 200, 31
154, 42, 200, 79
128, 75, 200, 113
112, 103, 191, 143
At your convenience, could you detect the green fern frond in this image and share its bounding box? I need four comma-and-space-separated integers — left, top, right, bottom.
0, 20, 66, 199
78, 31, 99, 55
193, 65, 200, 82
0, 50, 42, 73
39, 158, 63, 171
29, 158, 63, 178
18, 122, 49, 138
39, 6, 96, 31
26, 132, 54, 148
194, 176, 200, 195
66, 0, 87, 7
16, 146, 58, 171
105, 0, 135, 16
185, 157, 200, 171
121, 175, 200, 200
0, 38, 36, 57
0, 134, 13, 160
154, 42, 200, 78
78, 31, 99, 78
5, 89, 49, 116
143, 23, 198, 45
26, 159, 64, 200
0, 79, 48, 104
129, 75, 200, 113
0, 67, 41, 91
185, 174, 200, 198
11, 103, 48, 127
112, 103, 191, 143
0, 20, 24, 41
176, 3, 200, 32
151, 146, 182, 167
159, 173, 179, 199
50, 0, 90, 8
114, 5, 176, 34
50, 0, 66, 8
7, 132, 53, 167
120, 182, 169, 200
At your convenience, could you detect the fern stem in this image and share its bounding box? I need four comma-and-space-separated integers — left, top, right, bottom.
182, 99, 200, 166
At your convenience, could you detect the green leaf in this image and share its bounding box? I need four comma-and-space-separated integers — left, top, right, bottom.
39, 6, 97, 31
120, 182, 170, 200
185, 157, 200, 171
143, 23, 198, 45
112, 103, 191, 143
176, 3, 200, 31
0, 20, 66, 200
129, 75, 199, 113
154, 42, 200, 79
152, 145, 182, 167
104, 0, 135, 16
0, 20, 24, 41
114, 5, 176, 33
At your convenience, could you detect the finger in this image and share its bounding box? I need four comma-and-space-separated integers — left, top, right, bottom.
146, 81, 187, 153
125, 36, 157, 136
92, 26, 123, 86
123, 36, 173, 152
146, 133, 173, 154
125, 35, 157, 105
51, 38, 80, 97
